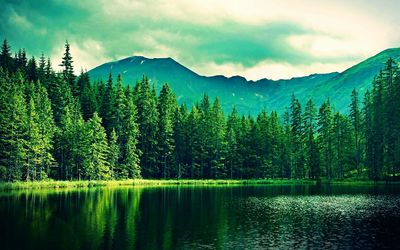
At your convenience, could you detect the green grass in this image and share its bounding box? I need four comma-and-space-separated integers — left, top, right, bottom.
0, 178, 397, 191
0, 179, 317, 191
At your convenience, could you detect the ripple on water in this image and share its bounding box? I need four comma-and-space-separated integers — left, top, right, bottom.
225, 195, 400, 249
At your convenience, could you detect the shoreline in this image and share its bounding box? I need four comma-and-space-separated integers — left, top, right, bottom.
0, 179, 396, 191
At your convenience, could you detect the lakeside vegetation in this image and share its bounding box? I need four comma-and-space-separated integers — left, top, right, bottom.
0, 179, 320, 190
1, 178, 396, 191
0, 39, 400, 184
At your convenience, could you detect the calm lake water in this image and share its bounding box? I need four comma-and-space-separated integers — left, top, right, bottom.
1, 184, 400, 249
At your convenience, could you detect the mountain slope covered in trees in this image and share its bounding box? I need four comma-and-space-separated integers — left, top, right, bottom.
0, 40, 399, 182
89, 48, 400, 114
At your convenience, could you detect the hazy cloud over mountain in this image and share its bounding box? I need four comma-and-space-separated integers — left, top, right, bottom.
1, 0, 399, 79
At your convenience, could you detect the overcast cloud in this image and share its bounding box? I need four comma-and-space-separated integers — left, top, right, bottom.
1, 0, 399, 80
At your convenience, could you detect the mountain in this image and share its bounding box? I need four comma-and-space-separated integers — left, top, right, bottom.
88, 48, 400, 114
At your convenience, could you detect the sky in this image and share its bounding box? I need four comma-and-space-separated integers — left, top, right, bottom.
1, 0, 400, 80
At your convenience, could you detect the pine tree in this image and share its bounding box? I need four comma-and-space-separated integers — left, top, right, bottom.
256, 110, 272, 178
308, 132, 320, 179
226, 107, 241, 178
77, 71, 96, 120
363, 90, 374, 179
290, 94, 304, 178
350, 89, 362, 176
101, 73, 115, 135
187, 106, 202, 178
25, 97, 41, 180
370, 73, 385, 180
120, 98, 141, 179
34, 84, 56, 179
209, 97, 226, 178
135, 76, 158, 178
238, 115, 252, 179
108, 129, 120, 179
0, 39, 13, 71
317, 100, 334, 179
173, 104, 189, 178
83, 113, 110, 180
281, 109, 293, 178
26, 57, 38, 83
332, 112, 353, 179
269, 111, 282, 178
382, 59, 398, 178
37, 53, 46, 83
113, 74, 126, 137
15, 49, 27, 73
0, 72, 28, 181
303, 99, 318, 178
157, 83, 178, 178
198, 93, 212, 178
55, 100, 86, 180
59, 41, 75, 89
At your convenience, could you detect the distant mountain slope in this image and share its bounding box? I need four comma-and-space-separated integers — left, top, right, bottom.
88, 48, 400, 114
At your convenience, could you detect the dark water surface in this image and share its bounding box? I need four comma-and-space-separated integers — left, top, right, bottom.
1, 184, 400, 249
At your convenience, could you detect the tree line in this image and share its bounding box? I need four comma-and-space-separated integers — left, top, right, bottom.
0, 40, 399, 181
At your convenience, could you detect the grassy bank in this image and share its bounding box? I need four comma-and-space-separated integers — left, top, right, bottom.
0, 179, 318, 191
0, 178, 397, 191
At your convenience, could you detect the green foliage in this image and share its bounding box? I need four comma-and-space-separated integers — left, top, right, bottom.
0, 40, 399, 182
83, 113, 110, 180
59, 41, 75, 89
135, 76, 159, 178
157, 83, 178, 178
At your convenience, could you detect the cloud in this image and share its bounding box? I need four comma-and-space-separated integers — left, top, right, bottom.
51, 39, 111, 73
1, 0, 399, 79
195, 60, 355, 81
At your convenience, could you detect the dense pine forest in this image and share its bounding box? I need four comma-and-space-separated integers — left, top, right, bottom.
0, 40, 399, 182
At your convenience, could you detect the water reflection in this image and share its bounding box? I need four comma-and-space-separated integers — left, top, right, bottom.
1, 184, 400, 249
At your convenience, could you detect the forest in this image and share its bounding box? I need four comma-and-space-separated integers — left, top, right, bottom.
0, 39, 399, 182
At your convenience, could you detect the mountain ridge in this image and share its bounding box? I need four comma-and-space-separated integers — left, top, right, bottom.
89, 48, 400, 114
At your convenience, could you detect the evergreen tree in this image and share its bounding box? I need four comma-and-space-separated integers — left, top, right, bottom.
350, 89, 362, 176
256, 110, 272, 178
370, 73, 385, 180
108, 129, 120, 179
363, 90, 374, 179
34, 84, 56, 179
157, 83, 178, 178
113, 75, 126, 137
382, 59, 398, 178
135, 76, 158, 178
55, 101, 86, 180
0, 72, 28, 181
209, 97, 226, 178
120, 97, 141, 179
290, 94, 304, 178
269, 111, 283, 178
226, 107, 241, 178
37, 53, 46, 83
77, 71, 96, 120
173, 104, 189, 178
101, 73, 115, 135
0, 39, 13, 71
59, 41, 75, 89
317, 100, 334, 179
303, 99, 319, 178
25, 97, 41, 180
83, 113, 110, 180
26, 57, 38, 83
187, 106, 202, 178
237, 115, 252, 179
332, 112, 353, 179
15, 49, 27, 73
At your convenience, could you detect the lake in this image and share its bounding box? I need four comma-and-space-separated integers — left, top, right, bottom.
1, 184, 400, 249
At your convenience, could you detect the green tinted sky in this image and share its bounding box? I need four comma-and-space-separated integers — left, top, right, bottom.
1, 0, 399, 80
